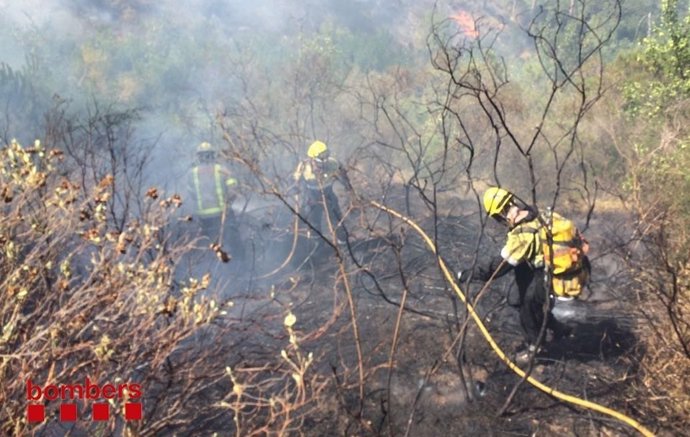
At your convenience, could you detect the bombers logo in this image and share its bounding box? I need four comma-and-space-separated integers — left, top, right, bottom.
26, 378, 143, 423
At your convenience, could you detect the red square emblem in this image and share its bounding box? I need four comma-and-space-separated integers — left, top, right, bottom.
124, 402, 142, 420
92, 403, 109, 421
27, 404, 45, 423
60, 403, 78, 421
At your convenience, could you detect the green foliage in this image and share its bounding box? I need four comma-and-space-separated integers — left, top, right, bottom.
2, 1, 690, 434
618, 1, 690, 252
623, 0, 690, 118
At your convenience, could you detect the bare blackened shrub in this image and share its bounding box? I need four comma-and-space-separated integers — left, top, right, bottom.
211, 2, 653, 434
42, 99, 154, 230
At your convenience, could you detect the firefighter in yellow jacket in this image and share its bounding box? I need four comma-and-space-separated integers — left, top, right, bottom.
458, 187, 575, 364
187, 142, 243, 257
293, 140, 352, 244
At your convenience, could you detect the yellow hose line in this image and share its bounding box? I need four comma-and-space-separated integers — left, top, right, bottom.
371, 201, 654, 437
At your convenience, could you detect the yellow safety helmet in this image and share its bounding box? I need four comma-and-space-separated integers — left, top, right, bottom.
307, 140, 328, 159
197, 142, 214, 154
196, 142, 217, 162
483, 187, 513, 217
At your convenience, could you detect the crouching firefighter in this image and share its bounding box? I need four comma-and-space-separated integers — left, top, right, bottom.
292, 140, 352, 245
458, 187, 590, 364
187, 142, 244, 261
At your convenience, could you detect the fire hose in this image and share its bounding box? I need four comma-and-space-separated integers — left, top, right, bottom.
370, 200, 654, 437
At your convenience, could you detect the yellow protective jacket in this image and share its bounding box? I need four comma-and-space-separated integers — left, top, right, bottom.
470, 211, 543, 282
293, 157, 349, 191
472, 210, 588, 298
500, 217, 544, 269
188, 163, 237, 217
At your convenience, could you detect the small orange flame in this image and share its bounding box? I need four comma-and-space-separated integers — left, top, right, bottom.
450, 11, 479, 38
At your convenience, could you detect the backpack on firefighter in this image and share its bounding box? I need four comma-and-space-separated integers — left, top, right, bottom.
539, 209, 590, 299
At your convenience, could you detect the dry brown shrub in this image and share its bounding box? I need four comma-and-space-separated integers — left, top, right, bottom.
634, 261, 690, 433
0, 138, 328, 436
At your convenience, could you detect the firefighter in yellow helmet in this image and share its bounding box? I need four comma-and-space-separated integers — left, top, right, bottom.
292, 140, 352, 244
187, 142, 243, 259
458, 186, 572, 364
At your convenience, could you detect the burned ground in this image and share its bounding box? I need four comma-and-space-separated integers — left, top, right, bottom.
1, 164, 655, 437
179, 186, 649, 436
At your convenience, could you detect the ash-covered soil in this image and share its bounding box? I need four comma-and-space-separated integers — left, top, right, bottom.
185, 187, 647, 436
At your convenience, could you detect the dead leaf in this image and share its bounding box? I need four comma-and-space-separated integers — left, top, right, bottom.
98, 174, 114, 189
146, 187, 159, 199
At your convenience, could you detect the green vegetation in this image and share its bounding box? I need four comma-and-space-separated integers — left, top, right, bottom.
1, 0, 689, 435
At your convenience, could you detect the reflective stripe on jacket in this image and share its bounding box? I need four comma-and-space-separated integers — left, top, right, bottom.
293, 158, 341, 190
191, 164, 237, 217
